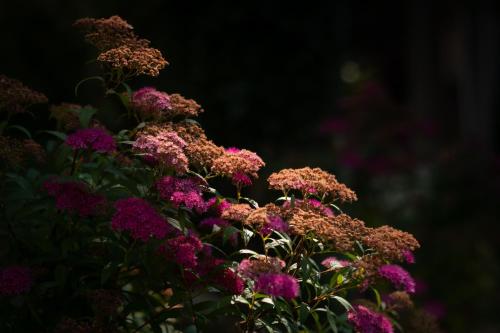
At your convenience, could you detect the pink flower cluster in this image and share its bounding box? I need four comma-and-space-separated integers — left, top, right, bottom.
347, 305, 394, 333
199, 217, 229, 230
378, 264, 416, 293
156, 176, 207, 213
402, 250, 415, 264
132, 87, 171, 119
254, 273, 299, 299
238, 257, 285, 280
111, 197, 173, 241
183, 252, 244, 294
159, 233, 203, 269
321, 257, 350, 269
260, 215, 289, 235
0, 266, 33, 296
43, 180, 106, 217
133, 130, 188, 173
66, 128, 116, 153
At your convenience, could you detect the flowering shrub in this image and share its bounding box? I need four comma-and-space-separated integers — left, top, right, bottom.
0, 16, 422, 333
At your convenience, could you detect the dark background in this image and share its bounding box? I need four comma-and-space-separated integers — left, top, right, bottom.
1, 1, 499, 332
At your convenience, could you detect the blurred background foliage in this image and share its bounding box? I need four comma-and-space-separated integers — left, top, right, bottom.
1, 1, 499, 332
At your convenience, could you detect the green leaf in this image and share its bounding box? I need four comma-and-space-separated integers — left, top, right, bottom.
7, 125, 32, 138
326, 309, 338, 333
78, 106, 98, 128
39, 130, 67, 141
261, 297, 275, 307
74, 76, 104, 96
238, 249, 259, 256
332, 296, 354, 312
371, 287, 382, 308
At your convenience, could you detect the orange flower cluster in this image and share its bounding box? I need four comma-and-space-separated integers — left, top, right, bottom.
0, 136, 45, 168
49, 103, 82, 130
97, 46, 167, 77
212, 149, 265, 179
385, 291, 413, 311
0, 75, 48, 114
168, 93, 204, 118
362, 225, 420, 262
268, 167, 357, 203
74, 16, 167, 77
221, 203, 254, 222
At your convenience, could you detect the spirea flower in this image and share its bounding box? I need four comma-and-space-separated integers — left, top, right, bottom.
254, 273, 299, 299
221, 203, 254, 222
133, 130, 188, 173
378, 265, 416, 293
211, 148, 265, 182
44, 180, 106, 217
168, 93, 203, 118
384, 291, 413, 310
321, 257, 350, 269
156, 176, 207, 213
212, 267, 244, 295
111, 198, 173, 241
260, 215, 289, 235
131, 87, 171, 120
238, 256, 285, 280
268, 167, 357, 202
362, 226, 420, 262
0, 266, 33, 296
347, 305, 394, 333
159, 234, 203, 269
97, 45, 167, 77
0, 74, 48, 114
403, 250, 415, 264
66, 128, 116, 153
206, 198, 231, 217
199, 217, 229, 230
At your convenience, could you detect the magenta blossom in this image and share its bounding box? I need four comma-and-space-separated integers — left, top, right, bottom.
206, 198, 231, 217
402, 250, 415, 264
0, 266, 33, 296
43, 180, 106, 217
378, 264, 416, 293
348, 305, 394, 333
260, 215, 289, 235
159, 233, 203, 269
255, 273, 299, 299
132, 87, 171, 119
199, 217, 229, 230
156, 176, 208, 213
111, 198, 174, 241
231, 171, 253, 187
66, 128, 116, 153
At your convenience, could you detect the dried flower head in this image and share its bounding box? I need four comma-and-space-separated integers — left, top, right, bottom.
22, 139, 46, 164
244, 203, 282, 229
238, 256, 285, 280
220, 203, 254, 222
363, 225, 420, 262
49, 103, 83, 130
97, 45, 167, 77
212, 148, 265, 182
73, 15, 149, 51
268, 167, 357, 202
0, 74, 47, 113
43, 180, 106, 217
384, 291, 413, 311
133, 129, 188, 173
185, 137, 225, 170
168, 93, 203, 118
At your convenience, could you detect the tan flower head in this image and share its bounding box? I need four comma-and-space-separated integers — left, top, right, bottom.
362, 225, 420, 262
168, 93, 203, 118
97, 46, 168, 77
0, 75, 48, 114
221, 203, 254, 222
211, 148, 265, 179
74, 15, 149, 51
268, 167, 357, 203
